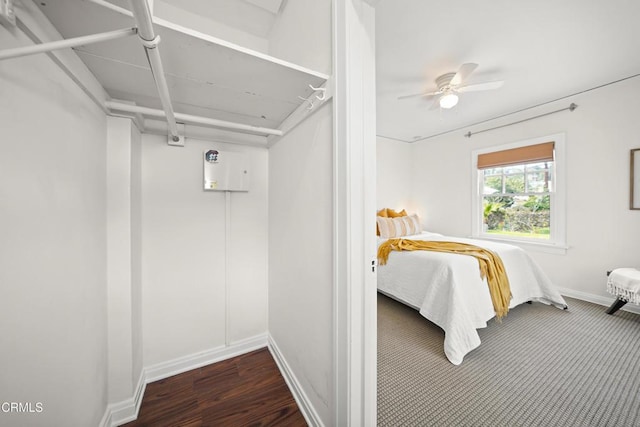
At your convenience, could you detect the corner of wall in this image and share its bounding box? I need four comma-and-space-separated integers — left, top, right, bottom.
99, 370, 147, 427
267, 335, 324, 427
144, 334, 268, 384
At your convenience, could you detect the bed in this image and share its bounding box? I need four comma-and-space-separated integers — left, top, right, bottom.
377, 230, 568, 365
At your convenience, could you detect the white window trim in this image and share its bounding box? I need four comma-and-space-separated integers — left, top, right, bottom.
471, 133, 567, 255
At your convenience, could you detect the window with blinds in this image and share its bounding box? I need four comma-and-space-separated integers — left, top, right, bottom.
478, 142, 555, 240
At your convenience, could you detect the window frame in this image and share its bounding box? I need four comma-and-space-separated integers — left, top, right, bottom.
471, 133, 567, 254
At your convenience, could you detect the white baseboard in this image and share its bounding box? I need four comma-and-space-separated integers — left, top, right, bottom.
268, 335, 324, 427
99, 370, 146, 427
557, 286, 640, 314
98, 406, 111, 427
103, 334, 267, 427
144, 334, 268, 383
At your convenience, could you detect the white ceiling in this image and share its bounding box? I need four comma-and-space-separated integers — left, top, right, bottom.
376, 0, 640, 142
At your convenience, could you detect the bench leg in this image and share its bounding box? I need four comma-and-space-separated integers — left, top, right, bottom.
606, 297, 627, 315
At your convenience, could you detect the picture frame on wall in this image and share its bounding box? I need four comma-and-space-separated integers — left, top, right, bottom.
632, 148, 640, 210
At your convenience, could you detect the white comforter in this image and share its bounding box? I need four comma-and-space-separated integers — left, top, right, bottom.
377, 232, 567, 365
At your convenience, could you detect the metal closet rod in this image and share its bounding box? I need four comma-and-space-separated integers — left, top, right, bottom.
129, 0, 180, 142
105, 101, 284, 136
464, 103, 578, 138
0, 27, 137, 61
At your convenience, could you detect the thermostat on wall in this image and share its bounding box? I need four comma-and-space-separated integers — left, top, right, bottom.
203, 150, 249, 192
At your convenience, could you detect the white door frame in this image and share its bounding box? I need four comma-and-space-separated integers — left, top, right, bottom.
333, 0, 378, 425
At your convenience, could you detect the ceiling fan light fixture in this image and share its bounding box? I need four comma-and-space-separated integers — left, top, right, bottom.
439, 92, 459, 109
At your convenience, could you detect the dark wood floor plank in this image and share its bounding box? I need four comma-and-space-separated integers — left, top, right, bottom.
123, 348, 307, 427
248, 405, 307, 427
200, 383, 298, 425
192, 364, 242, 397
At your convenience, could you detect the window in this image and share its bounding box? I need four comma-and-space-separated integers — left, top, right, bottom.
472, 134, 566, 253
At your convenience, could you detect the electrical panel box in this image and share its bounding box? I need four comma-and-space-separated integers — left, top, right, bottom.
203, 150, 249, 192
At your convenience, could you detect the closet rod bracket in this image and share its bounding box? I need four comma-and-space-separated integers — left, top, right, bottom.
309, 84, 327, 101
167, 123, 185, 146
138, 34, 160, 49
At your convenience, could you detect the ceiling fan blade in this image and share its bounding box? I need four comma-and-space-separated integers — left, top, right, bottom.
428, 98, 441, 110
458, 80, 504, 92
397, 90, 440, 100
449, 63, 478, 86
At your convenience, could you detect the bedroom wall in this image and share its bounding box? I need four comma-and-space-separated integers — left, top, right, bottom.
0, 23, 108, 427
377, 136, 414, 212
268, 102, 334, 424
140, 135, 268, 367
402, 76, 640, 302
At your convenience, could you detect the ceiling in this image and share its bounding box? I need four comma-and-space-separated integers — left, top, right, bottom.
375, 0, 640, 142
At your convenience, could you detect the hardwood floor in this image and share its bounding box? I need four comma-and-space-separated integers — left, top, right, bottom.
123, 348, 307, 427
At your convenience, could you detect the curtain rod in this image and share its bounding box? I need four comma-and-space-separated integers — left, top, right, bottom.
464, 103, 578, 138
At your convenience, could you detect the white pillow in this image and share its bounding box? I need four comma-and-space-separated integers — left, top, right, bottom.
376, 214, 421, 238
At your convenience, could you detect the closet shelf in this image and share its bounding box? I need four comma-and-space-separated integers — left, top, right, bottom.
35, 0, 329, 137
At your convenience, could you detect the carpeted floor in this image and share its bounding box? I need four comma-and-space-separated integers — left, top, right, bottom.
377, 293, 640, 427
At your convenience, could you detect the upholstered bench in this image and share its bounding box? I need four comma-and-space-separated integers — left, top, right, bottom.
606, 268, 640, 315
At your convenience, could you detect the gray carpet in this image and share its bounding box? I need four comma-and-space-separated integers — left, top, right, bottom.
377, 293, 640, 427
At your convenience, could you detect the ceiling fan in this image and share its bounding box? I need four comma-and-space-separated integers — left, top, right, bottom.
398, 63, 504, 109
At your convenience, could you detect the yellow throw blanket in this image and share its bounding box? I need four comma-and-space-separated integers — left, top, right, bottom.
378, 239, 512, 320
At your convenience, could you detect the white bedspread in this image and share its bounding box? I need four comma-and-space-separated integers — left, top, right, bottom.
377, 232, 567, 365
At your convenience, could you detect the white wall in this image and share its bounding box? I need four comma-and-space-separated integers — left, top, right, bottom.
383, 76, 640, 301
106, 117, 144, 408
141, 136, 268, 366
268, 103, 334, 424
106, 117, 133, 403
130, 121, 144, 400
269, 0, 332, 75
0, 24, 108, 427
376, 136, 413, 211
267, 1, 334, 423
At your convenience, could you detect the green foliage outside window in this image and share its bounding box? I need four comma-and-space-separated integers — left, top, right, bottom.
482, 162, 551, 239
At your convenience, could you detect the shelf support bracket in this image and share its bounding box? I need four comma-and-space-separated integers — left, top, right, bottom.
270, 78, 334, 144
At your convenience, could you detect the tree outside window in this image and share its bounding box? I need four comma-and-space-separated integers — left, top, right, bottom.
482, 161, 552, 239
